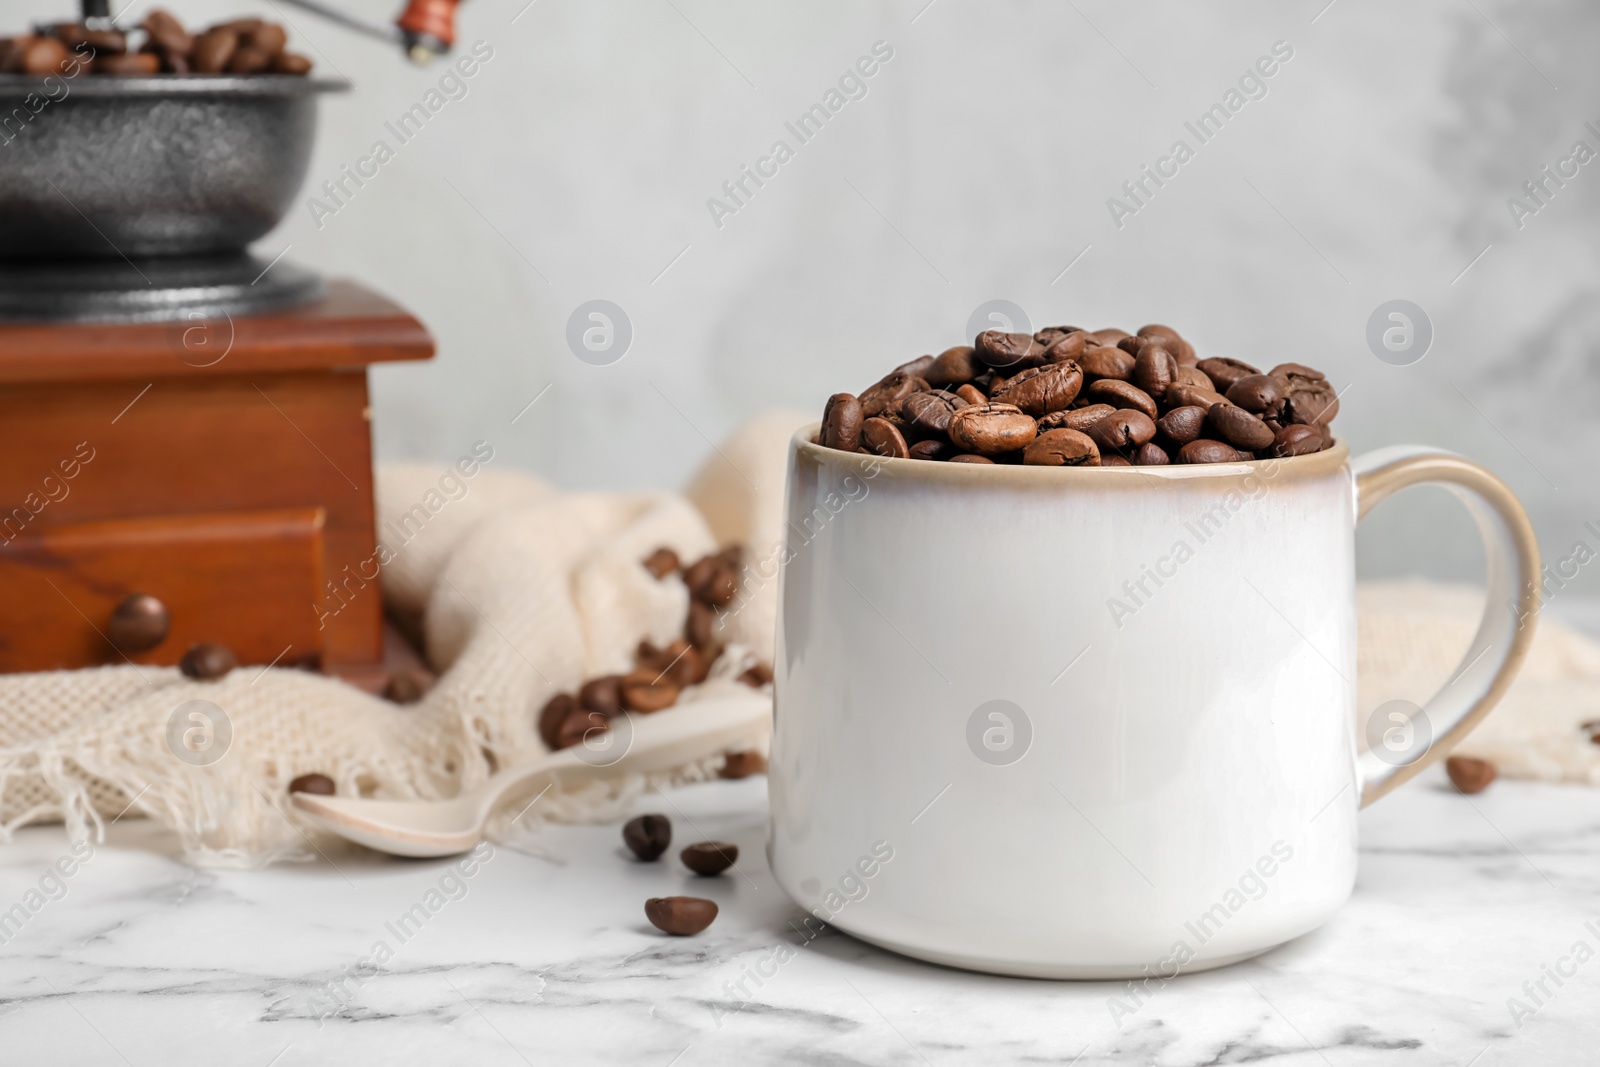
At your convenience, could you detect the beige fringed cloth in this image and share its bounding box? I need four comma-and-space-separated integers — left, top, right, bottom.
0, 412, 1595, 867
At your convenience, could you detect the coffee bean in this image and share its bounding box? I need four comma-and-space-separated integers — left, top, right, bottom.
289, 773, 335, 795
925, 345, 982, 387
907, 438, 951, 461
56, 26, 128, 54
623, 813, 672, 860
1087, 328, 1131, 346
1281, 376, 1340, 426
948, 403, 1037, 455
901, 391, 965, 436
143, 10, 192, 54
1137, 324, 1182, 348
686, 600, 716, 650
642, 547, 680, 579
556, 707, 609, 750
192, 28, 238, 73
107, 593, 170, 652
539, 692, 576, 748
1271, 423, 1324, 457
1445, 755, 1496, 794
1173, 365, 1214, 390
246, 22, 289, 54
1088, 378, 1159, 421
1224, 374, 1285, 417
1023, 428, 1100, 466
1164, 383, 1230, 410
990, 361, 1084, 416
1034, 325, 1083, 347
1086, 409, 1157, 451
1041, 332, 1087, 363
1208, 403, 1276, 451
1156, 405, 1208, 445
579, 674, 625, 718
859, 371, 926, 417
21, 37, 69, 75
821, 393, 863, 452
973, 330, 1043, 369
719, 750, 768, 778
738, 661, 774, 687
1196, 357, 1259, 393
1079, 346, 1135, 381
1268, 362, 1324, 382
681, 841, 739, 875
955, 383, 987, 406
272, 52, 313, 75
684, 555, 737, 606
1132, 442, 1171, 465
948, 454, 994, 464
645, 896, 718, 936
180, 642, 236, 680
1101, 454, 1132, 466
1039, 404, 1116, 433
621, 669, 680, 712
862, 417, 910, 459
384, 666, 435, 705
1177, 439, 1246, 464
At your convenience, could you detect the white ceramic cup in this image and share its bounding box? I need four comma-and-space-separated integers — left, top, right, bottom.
769, 430, 1539, 979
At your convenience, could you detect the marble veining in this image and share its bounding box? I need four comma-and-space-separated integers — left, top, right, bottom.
1, 770, 1597, 1065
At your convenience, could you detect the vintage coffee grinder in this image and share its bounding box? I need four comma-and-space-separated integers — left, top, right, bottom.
0, 0, 468, 684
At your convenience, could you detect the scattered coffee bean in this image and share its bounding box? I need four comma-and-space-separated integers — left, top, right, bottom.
621, 668, 680, 713
1445, 755, 1497, 794
579, 674, 625, 718
681, 842, 739, 876
288, 773, 335, 796
738, 661, 773, 687
623, 813, 672, 861
556, 707, 607, 750
642, 547, 680, 579
179, 642, 236, 680
384, 666, 435, 705
107, 593, 170, 652
645, 896, 718, 936
539, 692, 576, 748
719, 750, 768, 779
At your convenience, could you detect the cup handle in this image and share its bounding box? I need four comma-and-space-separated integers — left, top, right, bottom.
1352, 446, 1542, 807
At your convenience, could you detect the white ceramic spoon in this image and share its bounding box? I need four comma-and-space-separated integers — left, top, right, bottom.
289, 694, 770, 858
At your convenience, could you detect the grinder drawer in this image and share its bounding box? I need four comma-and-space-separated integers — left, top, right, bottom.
0, 507, 327, 672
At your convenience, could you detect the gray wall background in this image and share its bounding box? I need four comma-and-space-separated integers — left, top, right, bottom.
115, 0, 1599, 591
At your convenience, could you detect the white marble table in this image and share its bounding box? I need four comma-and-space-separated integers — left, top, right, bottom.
2, 768, 1596, 1066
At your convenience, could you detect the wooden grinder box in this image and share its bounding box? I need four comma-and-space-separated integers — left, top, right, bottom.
0, 281, 433, 674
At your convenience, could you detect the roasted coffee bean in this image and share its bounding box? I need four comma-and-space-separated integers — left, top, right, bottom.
893, 354, 935, 378
1101, 453, 1132, 466
1173, 365, 1214, 390
57, 25, 128, 53
1132, 442, 1171, 466
1177, 439, 1246, 464
1088, 378, 1159, 421
642, 546, 680, 579
1132, 348, 1184, 403
1079, 346, 1135, 382
719, 750, 768, 778
107, 593, 170, 652
384, 666, 435, 705
623, 813, 672, 860
98, 51, 161, 74
245, 22, 288, 53
948, 453, 994, 464
1023, 428, 1100, 466
1041, 332, 1087, 363
645, 896, 718, 936
859, 371, 926, 417
1086, 409, 1157, 451
1225, 374, 1285, 416
192, 28, 238, 73
738, 661, 774, 687
289, 773, 336, 795
1281, 376, 1340, 426
272, 52, 313, 75
580, 674, 625, 718
907, 438, 951, 461
984, 372, 1011, 398
1445, 755, 1496, 794
539, 692, 576, 748
556, 707, 608, 749
684, 556, 737, 606
1034, 325, 1082, 347
660, 641, 710, 687
1037, 405, 1112, 433
1196, 357, 1259, 393
973, 330, 1043, 369
901, 391, 966, 436
821, 392, 864, 452
1156, 405, 1209, 445
1165, 382, 1230, 410
862, 416, 910, 459
21, 37, 69, 75
990, 361, 1083, 416
686, 599, 716, 650
948, 403, 1037, 455
1208, 403, 1276, 451
1137, 323, 1182, 348
143, 9, 192, 54
1087, 328, 1131, 346
1268, 362, 1324, 382
180, 642, 236, 680
621, 668, 680, 712
955, 383, 987, 406
1271, 423, 1324, 458
681, 842, 739, 875
925, 345, 982, 386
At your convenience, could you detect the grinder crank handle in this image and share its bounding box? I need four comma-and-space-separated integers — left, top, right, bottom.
274, 0, 465, 63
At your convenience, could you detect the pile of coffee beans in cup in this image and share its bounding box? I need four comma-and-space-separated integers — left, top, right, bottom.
817, 323, 1339, 466
536, 545, 773, 753
0, 9, 312, 77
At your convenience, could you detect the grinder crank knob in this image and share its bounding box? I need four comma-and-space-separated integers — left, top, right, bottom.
396, 0, 461, 63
